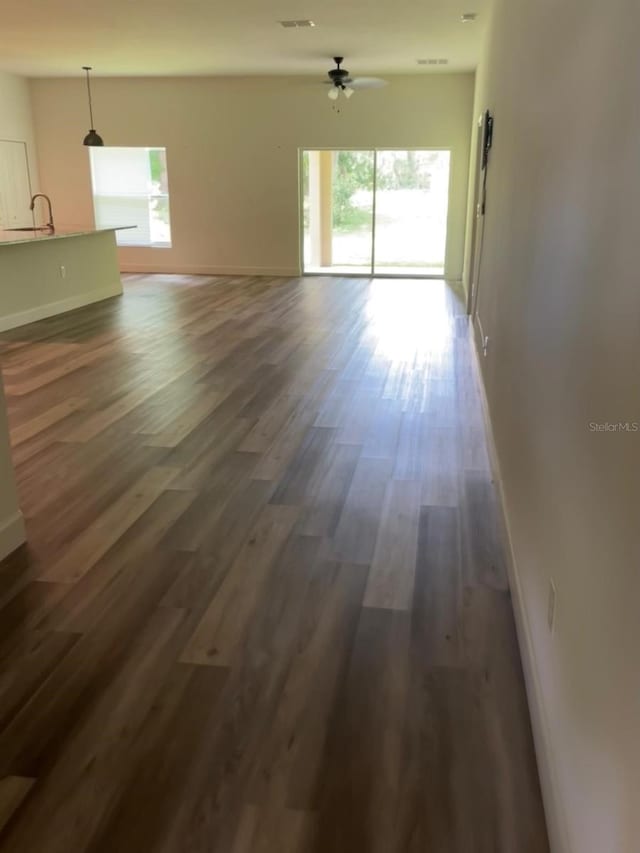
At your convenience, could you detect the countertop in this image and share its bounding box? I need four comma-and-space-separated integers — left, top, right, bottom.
0, 225, 136, 247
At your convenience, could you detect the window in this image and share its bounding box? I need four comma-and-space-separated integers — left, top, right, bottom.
89, 147, 171, 247
301, 149, 451, 276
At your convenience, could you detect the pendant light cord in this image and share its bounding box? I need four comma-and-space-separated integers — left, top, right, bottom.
83, 66, 95, 128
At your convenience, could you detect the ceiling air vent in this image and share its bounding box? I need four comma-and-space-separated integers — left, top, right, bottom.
461, 12, 478, 22
279, 20, 316, 28
417, 59, 449, 65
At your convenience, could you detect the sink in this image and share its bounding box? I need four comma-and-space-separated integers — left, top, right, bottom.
5, 226, 53, 232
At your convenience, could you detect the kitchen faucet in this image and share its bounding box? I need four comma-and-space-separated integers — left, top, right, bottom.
30, 194, 55, 231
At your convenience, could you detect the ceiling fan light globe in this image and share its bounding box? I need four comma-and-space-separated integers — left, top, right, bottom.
328, 88, 339, 100
344, 87, 354, 98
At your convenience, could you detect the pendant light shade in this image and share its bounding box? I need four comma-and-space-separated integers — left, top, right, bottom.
82, 66, 104, 146
83, 128, 104, 146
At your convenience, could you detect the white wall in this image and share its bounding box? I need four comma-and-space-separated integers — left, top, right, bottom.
29, 74, 474, 278
0, 231, 123, 332
0, 71, 40, 198
471, 1, 640, 851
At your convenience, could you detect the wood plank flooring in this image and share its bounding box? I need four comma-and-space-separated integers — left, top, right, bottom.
0, 274, 549, 852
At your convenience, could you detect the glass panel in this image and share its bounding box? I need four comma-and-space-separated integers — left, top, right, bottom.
302, 150, 373, 274
93, 195, 151, 245
91, 147, 151, 195
89, 147, 172, 247
373, 150, 450, 275
302, 150, 311, 269
330, 150, 374, 273
148, 148, 171, 245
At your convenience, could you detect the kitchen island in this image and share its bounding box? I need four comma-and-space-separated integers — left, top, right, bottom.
0, 226, 132, 331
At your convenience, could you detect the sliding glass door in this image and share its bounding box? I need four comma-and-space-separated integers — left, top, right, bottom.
302, 150, 374, 274
301, 148, 450, 276
373, 150, 450, 275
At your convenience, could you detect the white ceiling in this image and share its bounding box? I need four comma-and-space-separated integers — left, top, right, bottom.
0, 0, 489, 78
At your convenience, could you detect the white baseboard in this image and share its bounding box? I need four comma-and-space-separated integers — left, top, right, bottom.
0, 285, 122, 332
0, 510, 26, 561
119, 264, 463, 281
470, 315, 572, 853
119, 263, 301, 277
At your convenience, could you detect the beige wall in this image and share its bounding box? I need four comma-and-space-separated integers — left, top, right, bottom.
0, 374, 24, 560
0, 70, 40, 196
29, 74, 474, 278
0, 71, 35, 558
472, 1, 640, 852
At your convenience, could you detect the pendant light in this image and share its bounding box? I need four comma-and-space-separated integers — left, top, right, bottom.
82, 66, 104, 146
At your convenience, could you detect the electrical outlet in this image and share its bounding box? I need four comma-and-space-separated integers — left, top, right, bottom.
547, 579, 557, 633
59, 265, 66, 279
482, 335, 490, 357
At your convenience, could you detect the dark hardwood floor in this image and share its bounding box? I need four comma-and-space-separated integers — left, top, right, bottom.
0, 274, 549, 852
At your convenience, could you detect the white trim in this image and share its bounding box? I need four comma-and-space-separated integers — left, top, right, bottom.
0, 285, 122, 332
119, 263, 300, 277
371, 150, 378, 274
470, 315, 572, 853
297, 149, 305, 275
0, 511, 26, 561
302, 272, 449, 280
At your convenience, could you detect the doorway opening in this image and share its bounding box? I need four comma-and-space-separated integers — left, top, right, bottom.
301, 149, 451, 277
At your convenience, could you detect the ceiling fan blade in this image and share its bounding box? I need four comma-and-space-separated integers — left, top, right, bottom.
348, 77, 389, 90
322, 78, 354, 87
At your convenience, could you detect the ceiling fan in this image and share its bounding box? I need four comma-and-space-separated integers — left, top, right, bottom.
324, 57, 388, 100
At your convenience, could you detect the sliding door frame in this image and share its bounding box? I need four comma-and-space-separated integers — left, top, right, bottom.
298, 146, 452, 279
370, 150, 378, 274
